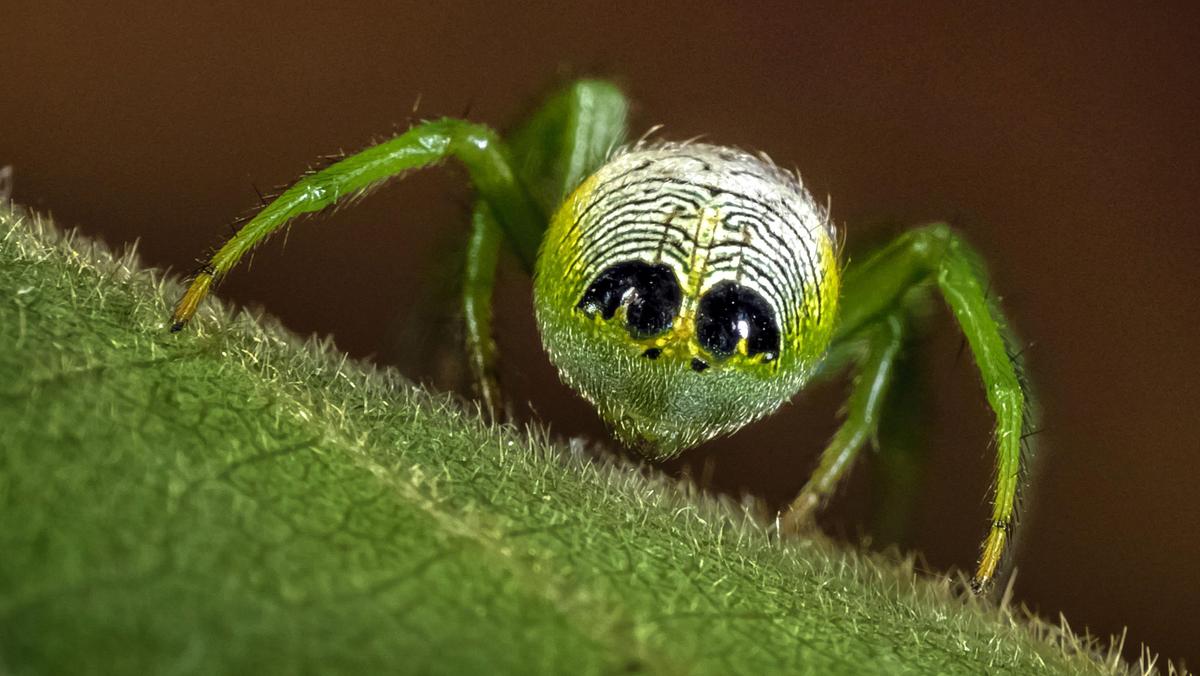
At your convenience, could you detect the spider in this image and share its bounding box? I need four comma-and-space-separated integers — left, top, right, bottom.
170, 79, 1032, 593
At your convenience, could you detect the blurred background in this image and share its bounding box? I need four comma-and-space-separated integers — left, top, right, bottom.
3, 1, 1197, 667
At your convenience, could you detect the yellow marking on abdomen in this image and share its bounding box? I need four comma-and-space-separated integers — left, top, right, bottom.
680, 204, 720, 318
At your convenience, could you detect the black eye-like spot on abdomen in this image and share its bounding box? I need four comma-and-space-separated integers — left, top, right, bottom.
695, 281, 781, 362
577, 261, 682, 338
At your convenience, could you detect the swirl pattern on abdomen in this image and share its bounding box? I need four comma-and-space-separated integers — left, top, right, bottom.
561, 142, 835, 340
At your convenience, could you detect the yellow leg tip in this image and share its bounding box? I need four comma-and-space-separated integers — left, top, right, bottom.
971, 526, 1008, 594
170, 272, 213, 331
778, 489, 824, 536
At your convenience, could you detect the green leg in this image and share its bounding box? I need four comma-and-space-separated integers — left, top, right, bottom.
171, 118, 545, 330
462, 204, 503, 419
781, 311, 905, 533
459, 79, 630, 417
826, 223, 1031, 593
506, 79, 630, 211
868, 346, 927, 547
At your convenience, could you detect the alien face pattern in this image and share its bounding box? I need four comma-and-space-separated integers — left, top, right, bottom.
568, 143, 832, 370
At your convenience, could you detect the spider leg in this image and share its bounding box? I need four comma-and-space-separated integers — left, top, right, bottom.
462, 203, 504, 418
170, 118, 545, 330
813, 223, 1032, 593
935, 228, 1030, 593
507, 79, 631, 211
795, 294, 930, 546
460, 80, 629, 419
867, 343, 927, 547
781, 310, 906, 533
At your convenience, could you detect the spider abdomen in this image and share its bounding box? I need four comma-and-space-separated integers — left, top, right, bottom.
534, 142, 841, 455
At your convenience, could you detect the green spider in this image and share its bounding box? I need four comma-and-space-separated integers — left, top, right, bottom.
171, 79, 1031, 592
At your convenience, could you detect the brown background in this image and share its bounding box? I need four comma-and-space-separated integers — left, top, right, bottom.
3, 1, 1198, 667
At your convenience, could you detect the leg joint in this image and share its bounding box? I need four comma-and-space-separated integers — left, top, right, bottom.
906, 222, 955, 266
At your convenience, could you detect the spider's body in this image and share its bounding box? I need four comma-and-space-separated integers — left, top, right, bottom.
535, 143, 839, 455
171, 79, 1032, 593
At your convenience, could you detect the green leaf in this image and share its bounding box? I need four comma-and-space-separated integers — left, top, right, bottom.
0, 205, 1129, 674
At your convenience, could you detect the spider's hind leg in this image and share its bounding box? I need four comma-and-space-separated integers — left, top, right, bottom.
794, 223, 1033, 594
458, 79, 629, 420
463, 203, 504, 419
169, 118, 547, 331
780, 310, 907, 534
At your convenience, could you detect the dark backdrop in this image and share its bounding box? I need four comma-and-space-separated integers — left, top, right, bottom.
3, 1, 1197, 666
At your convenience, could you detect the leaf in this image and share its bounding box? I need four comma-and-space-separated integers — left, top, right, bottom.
0, 205, 1132, 675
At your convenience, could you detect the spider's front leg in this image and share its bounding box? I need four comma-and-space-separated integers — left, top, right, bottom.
170, 119, 546, 331
781, 223, 1032, 593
